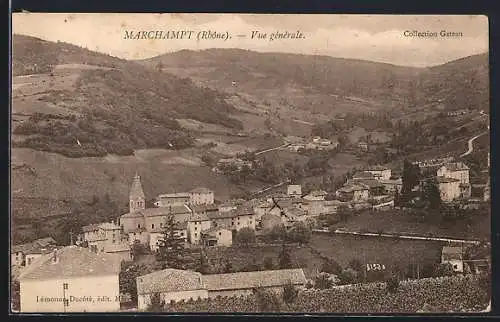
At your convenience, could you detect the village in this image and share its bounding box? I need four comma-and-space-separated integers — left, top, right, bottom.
11, 151, 491, 312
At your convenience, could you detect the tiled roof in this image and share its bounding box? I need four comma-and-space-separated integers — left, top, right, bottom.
190, 204, 219, 213
190, 187, 213, 193
201, 227, 231, 237
188, 213, 210, 222
366, 165, 390, 171
354, 179, 384, 189
202, 269, 307, 291
379, 178, 403, 185
12, 237, 58, 254
353, 171, 376, 179
130, 173, 145, 199
122, 205, 192, 219
158, 192, 190, 198
99, 222, 120, 231
136, 269, 203, 295
436, 176, 460, 184
307, 190, 328, 197
337, 183, 369, 193
19, 246, 122, 281
442, 162, 470, 171
82, 224, 100, 233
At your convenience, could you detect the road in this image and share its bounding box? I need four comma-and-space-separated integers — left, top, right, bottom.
312, 229, 483, 245
255, 143, 290, 156
460, 131, 488, 158
250, 181, 288, 196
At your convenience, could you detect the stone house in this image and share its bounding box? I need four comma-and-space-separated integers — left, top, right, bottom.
441, 246, 464, 273
136, 269, 207, 310
200, 227, 233, 247
364, 166, 392, 181
336, 183, 370, 202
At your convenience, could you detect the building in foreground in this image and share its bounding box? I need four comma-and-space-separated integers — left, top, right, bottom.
18, 246, 122, 313
136, 268, 307, 310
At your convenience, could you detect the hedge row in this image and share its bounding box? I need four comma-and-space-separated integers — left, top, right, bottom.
162, 274, 489, 313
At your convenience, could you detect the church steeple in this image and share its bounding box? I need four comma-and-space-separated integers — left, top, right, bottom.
129, 172, 145, 213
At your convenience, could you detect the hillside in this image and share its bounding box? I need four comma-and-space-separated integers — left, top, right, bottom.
141, 49, 489, 120
12, 35, 244, 158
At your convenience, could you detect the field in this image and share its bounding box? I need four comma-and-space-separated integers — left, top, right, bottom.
333, 209, 491, 241
205, 244, 325, 280
11, 148, 248, 218
309, 233, 443, 275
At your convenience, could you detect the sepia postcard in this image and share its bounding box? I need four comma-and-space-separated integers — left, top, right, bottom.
10, 13, 491, 314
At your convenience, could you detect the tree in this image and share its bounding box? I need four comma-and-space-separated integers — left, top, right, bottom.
348, 259, 364, 275
147, 292, 164, 312
287, 221, 312, 245
422, 178, 442, 210
234, 227, 256, 248
197, 248, 212, 274
222, 259, 234, 273
156, 215, 188, 269
314, 272, 333, 289
263, 257, 275, 270
278, 244, 294, 269
385, 274, 400, 293
253, 287, 281, 312
401, 159, 421, 203
131, 240, 146, 260
242, 257, 261, 272
433, 263, 455, 277
338, 268, 359, 285
201, 154, 215, 166
120, 262, 156, 306
282, 281, 299, 305
321, 258, 343, 275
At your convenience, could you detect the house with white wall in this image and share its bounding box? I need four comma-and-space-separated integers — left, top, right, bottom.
18, 246, 122, 312
136, 269, 207, 310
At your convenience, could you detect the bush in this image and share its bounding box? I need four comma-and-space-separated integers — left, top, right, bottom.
283, 282, 299, 305
160, 275, 489, 313
314, 273, 333, 289
386, 275, 400, 293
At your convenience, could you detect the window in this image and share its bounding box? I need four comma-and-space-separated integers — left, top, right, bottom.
195, 233, 198, 237
137, 224, 141, 228
152, 224, 155, 229
195, 227, 198, 231
219, 232, 222, 236
63, 283, 68, 290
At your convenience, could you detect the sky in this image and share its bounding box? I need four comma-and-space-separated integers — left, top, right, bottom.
12, 13, 489, 67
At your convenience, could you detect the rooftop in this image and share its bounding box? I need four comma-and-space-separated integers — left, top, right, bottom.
99, 222, 120, 231
190, 187, 213, 194
19, 246, 122, 281
158, 192, 190, 199
103, 242, 130, 253
136, 269, 203, 295
188, 213, 210, 222
130, 173, 145, 200
337, 183, 369, 193
436, 176, 461, 184
442, 162, 470, 172
202, 268, 307, 291
82, 224, 100, 233
365, 165, 391, 171
353, 171, 376, 179
121, 205, 192, 219
12, 237, 58, 254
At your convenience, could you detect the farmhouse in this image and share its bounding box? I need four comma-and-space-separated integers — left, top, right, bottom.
364, 165, 392, 181
200, 227, 233, 247
202, 268, 307, 298
436, 162, 471, 199
136, 268, 307, 309
336, 183, 370, 202
154, 193, 190, 207
19, 246, 122, 312
436, 176, 461, 202
287, 184, 302, 198
136, 269, 207, 310
12, 237, 59, 268
186, 213, 212, 245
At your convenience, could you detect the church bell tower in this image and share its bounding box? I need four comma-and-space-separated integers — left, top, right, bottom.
129, 172, 146, 213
